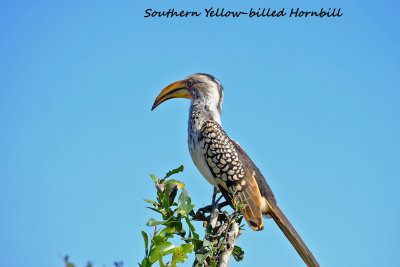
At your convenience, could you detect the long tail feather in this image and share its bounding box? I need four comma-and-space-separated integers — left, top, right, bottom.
267, 203, 319, 267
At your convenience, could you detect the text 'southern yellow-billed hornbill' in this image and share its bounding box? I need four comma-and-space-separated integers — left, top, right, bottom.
152, 73, 319, 267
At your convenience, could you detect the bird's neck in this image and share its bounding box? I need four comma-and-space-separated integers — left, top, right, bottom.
188, 99, 221, 132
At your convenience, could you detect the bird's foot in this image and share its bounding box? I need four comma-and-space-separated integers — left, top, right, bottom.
198, 201, 229, 213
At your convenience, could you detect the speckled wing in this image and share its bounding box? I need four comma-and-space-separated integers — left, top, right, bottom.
199, 120, 264, 230
230, 139, 277, 206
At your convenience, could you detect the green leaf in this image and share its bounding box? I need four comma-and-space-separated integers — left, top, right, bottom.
146, 207, 166, 216
159, 226, 175, 237
149, 242, 176, 264
171, 243, 194, 265
157, 252, 166, 267
140, 258, 151, 267
146, 218, 165, 226
164, 165, 184, 179
165, 220, 185, 236
143, 199, 156, 205
152, 235, 167, 245
141, 231, 149, 256
177, 189, 195, 216
165, 179, 185, 190
195, 251, 210, 265
184, 216, 199, 239
162, 190, 170, 210
203, 237, 217, 247
150, 174, 159, 183
232, 245, 245, 261
167, 186, 178, 202
236, 203, 246, 211
187, 237, 203, 251
210, 260, 217, 267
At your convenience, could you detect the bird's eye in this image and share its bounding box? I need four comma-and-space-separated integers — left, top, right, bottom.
187, 80, 193, 87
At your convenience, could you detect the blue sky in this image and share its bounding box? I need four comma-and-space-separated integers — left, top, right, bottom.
0, 0, 399, 266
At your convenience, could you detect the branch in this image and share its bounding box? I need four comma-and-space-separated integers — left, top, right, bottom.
210, 188, 220, 229
218, 222, 240, 267
194, 188, 243, 267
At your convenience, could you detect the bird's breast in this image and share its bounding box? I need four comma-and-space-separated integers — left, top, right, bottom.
188, 129, 219, 187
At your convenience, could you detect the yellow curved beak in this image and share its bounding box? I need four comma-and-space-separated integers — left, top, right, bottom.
151, 80, 191, 111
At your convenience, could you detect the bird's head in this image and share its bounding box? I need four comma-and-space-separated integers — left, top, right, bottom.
151, 73, 224, 113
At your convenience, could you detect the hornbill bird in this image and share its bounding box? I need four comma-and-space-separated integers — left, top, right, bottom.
151, 73, 319, 267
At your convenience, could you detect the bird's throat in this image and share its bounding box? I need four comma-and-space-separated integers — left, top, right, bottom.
188, 101, 221, 132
